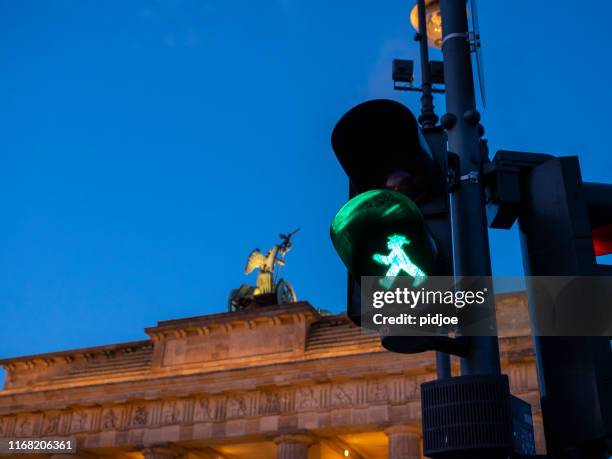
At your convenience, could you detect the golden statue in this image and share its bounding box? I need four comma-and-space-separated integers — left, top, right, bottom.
228, 229, 299, 311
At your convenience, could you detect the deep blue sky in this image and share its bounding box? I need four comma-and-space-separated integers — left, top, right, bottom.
1, 0, 612, 372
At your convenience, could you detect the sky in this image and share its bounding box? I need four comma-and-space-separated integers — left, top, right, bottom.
1, 0, 612, 377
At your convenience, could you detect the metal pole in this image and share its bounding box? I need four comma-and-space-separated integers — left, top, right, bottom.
439, 0, 501, 375
436, 351, 451, 379
416, 0, 450, 380
416, 0, 438, 129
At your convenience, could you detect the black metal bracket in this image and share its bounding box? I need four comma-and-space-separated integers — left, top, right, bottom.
446, 140, 490, 193
381, 335, 470, 357
446, 152, 460, 192
393, 82, 445, 93
482, 150, 553, 228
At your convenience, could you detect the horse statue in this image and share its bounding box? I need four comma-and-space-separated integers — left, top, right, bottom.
228, 229, 299, 311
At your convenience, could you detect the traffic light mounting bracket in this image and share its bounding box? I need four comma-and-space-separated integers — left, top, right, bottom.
484, 150, 612, 262
446, 139, 491, 193
483, 151, 554, 229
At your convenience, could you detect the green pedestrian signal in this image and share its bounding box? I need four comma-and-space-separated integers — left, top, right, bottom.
330, 189, 437, 284
373, 234, 427, 288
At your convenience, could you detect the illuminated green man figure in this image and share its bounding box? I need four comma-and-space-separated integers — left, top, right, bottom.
373, 234, 427, 288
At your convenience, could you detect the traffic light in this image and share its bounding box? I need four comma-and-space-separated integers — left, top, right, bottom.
331, 99, 436, 201
518, 156, 612, 457
583, 181, 612, 257
330, 99, 456, 354
485, 151, 612, 457
330, 188, 437, 287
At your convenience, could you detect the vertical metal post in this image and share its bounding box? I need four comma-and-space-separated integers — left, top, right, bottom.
436, 351, 451, 379
439, 0, 501, 375
416, 0, 449, 380
416, 0, 438, 129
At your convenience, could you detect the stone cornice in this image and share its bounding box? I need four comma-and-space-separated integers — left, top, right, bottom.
145, 302, 320, 341
0, 341, 153, 371
0, 336, 534, 401
0, 349, 434, 406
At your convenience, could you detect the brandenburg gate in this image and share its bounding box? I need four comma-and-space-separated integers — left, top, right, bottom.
0, 234, 544, 458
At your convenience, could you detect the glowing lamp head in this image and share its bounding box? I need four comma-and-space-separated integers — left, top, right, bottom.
410, 0, 443, 48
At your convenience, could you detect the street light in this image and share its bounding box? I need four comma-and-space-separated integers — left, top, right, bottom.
409, 0, 442, 48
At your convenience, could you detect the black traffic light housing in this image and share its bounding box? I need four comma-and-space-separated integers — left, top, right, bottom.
330, 99, 456, 354
484, 151, 612, 457
332, 99, 437, 201
518, 156, 612, 457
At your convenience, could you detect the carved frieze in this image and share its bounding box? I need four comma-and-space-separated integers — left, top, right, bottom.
14, 414, 35, 437
330, 384, 354, 408
296, 387, 319, 411
0, 417, 13, 437
131, 404, 149, 427
101, 407, 120, 430
226, 394, 249, 419
161, 400, 182, 425
367, 379, 392, 403
193, 397, 222, 422
42, 413, 61, 435
0, 374, 427, 438
70, 410, 91, 433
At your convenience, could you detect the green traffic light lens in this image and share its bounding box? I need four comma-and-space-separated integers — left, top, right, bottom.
330, 189, 437, 284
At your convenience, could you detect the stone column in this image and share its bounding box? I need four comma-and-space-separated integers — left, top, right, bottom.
385, 425, 421, 459
274, 434, 313, 459
533, 412, 546, 455
142, 445, 182, 459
